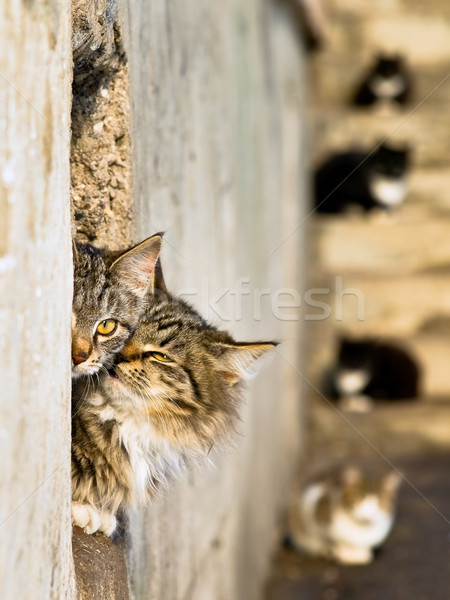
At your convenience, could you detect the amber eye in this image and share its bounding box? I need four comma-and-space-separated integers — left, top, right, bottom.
96, 319, 118, 336
150, 351, 172, 363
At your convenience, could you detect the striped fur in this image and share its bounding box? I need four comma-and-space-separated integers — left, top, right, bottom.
72, 292, 275, 535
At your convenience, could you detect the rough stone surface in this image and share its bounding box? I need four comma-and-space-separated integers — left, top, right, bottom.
71, 3, 132, 246
72, 0, 118, 82
120, 0, 307, 598
0, 1, 75, 599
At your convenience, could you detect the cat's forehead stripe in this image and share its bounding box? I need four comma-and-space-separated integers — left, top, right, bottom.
143, 344, 163, 352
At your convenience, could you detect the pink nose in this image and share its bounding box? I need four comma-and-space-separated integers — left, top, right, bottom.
72, 353, 88, 366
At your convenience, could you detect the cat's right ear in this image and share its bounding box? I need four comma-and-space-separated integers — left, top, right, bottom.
212, 341, 277, 385
110, 233, 163, 297
383, 471, 402, 495
152, 257, 168, 293
341, 466, 361, 486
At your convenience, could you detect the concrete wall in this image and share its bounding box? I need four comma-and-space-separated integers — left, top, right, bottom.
0, 1, 75, 599
121, 1, 307, 598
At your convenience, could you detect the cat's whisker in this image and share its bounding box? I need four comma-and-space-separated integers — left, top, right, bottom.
98, 364, 109, 377
160, 389, 181, 409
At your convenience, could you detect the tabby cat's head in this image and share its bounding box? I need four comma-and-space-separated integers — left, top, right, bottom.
72, 234, 162, 378
103, 294, 276, 450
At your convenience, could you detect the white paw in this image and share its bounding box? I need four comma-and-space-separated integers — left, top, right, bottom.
71, 502, 102, 535
99, 511, 117, 536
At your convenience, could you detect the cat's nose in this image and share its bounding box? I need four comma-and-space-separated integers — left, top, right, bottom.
72, 353, 88, 366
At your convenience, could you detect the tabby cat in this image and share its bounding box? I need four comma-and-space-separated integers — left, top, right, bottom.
72, 291, 276, 535
72, 234, 162, 378
314, 142, 410, 214
352, 54, 412, 106
287, 466, 401, 564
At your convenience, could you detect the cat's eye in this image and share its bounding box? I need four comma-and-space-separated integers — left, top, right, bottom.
96, 319, 118, 336
149, 351, 173, 363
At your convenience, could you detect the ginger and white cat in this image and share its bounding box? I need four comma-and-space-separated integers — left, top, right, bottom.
287, 466, 401, 564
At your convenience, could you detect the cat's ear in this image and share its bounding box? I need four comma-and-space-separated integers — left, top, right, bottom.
152, 257, 168, 293
383, 471, 402, 495
110, 233, 163, 297
212, 341, 277, 385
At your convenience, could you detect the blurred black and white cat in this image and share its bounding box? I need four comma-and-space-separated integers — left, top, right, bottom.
314, 142, 410, 214
327, 337, 420, 410
352, 54, 412, 107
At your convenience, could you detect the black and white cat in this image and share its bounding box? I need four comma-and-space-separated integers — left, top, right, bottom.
314, 142, 410, 214
327, 338, 420, 410
352, 54, 412, 107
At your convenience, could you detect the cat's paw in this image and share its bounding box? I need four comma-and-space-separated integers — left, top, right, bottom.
333, 545, 372, 565
99, 511, 117, 536
71, 503, 118, 536
71, 502, 102, 534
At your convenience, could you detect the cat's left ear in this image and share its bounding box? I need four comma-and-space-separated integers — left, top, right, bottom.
212, 341, 277, 385
110, 233, 163, 297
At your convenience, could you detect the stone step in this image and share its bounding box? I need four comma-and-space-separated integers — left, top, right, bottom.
409, 333, 450, 398
313, 217, 450, 276
408, 169, 450, 215
314, 273, 450, 336
311, 106, 450, 170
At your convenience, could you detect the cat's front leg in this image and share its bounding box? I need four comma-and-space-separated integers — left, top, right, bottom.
332, 544, 373, 565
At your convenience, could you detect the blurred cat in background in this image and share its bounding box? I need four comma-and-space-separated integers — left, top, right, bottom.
286, 466, 402, 564
326, 337, 420, 411
314, 142, 410, 214
352, 54, 412, 107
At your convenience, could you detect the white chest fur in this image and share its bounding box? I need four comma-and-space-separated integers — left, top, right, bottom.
369, 175, 407, 208
332, 503, 394, 549
334, 369, 370, 396
369, 74, 406, 99
98, 403, 189, 507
